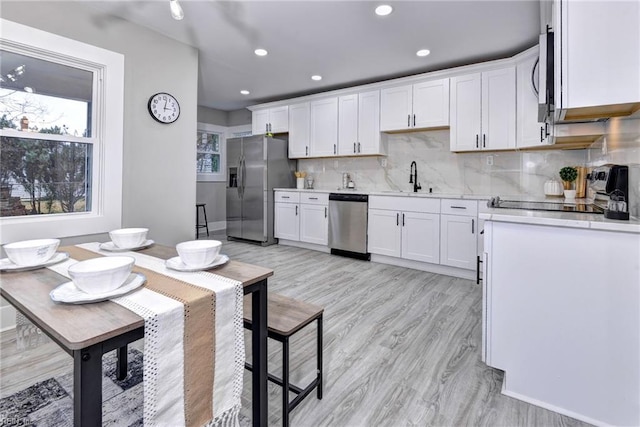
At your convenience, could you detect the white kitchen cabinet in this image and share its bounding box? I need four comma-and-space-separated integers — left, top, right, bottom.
288, 102, 310, 158
274, 191, 328, 245
338, 90, 383, 156
440, 199, 478, 270
274, 191, 300, 241
516, 51, 551, 148
450, 67, 516, 152
380, 78, 449, 132
252, 105, 289, 135
554, 0, 640, 121
368, 196, 440, 263
310, 97, 338, 157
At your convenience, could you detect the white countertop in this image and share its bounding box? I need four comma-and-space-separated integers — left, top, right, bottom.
480, 208, 640, 233
273, 188, 493, 201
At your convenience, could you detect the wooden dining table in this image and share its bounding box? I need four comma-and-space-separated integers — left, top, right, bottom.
0, 244, 273, 427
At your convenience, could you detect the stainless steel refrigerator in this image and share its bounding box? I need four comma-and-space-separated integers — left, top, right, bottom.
226, 135, 296, 245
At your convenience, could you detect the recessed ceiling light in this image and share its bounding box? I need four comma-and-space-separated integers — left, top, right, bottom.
240, 90, 250, 95
24, 86, 34, 93
311, 75, 322, 81
375, 5, 393, 16
416, 49, 431, 57
254, 48, 268, 57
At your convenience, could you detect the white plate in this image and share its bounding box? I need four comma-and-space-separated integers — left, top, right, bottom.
165, 254, 229, 272
50, 273, 146, 304
0, 252, 70, 272
99, 240, 155, 252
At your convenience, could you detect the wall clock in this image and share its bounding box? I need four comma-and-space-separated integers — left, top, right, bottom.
147, 92, 180, 124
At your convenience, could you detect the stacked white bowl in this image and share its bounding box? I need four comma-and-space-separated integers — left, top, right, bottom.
3, 239, 60, 266
109, 228, 148, 249
68, 256, 135, 294
176, 240, 221, 267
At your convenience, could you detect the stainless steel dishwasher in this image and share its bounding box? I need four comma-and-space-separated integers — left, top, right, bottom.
328, 193, 370, 260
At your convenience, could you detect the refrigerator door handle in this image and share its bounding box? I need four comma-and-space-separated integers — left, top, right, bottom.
236, 155, 243, 198
241, 156, 247, 198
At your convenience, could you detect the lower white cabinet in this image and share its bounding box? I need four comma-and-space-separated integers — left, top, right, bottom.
440, 199, 478, 270
274, 191, 328, 245
368, 196, 440, 264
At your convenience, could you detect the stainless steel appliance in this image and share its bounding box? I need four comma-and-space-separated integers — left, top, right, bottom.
603, 165, 630, 220
226, 136, 296, 245
328, 193, 370, 260
488, 197, 604, 214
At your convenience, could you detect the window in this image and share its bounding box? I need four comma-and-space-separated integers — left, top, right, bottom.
0, 19, 124, 243
197, 123, 225, 182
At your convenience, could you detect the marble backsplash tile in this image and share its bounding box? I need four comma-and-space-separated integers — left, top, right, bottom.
299, 130, 588, 197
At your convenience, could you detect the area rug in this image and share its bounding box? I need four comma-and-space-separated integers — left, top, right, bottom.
0, 348, 144, 426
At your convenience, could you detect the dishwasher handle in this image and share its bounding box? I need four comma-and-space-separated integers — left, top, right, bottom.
329, 193, 368, 202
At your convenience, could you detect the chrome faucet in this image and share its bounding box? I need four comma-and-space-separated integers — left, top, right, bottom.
409, 161, 421, 193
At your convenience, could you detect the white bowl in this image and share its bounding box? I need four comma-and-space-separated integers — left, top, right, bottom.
176, 240, 221, 267
3, 239, 60, 266
109, 228, 149, 249
68, 256, 135, 294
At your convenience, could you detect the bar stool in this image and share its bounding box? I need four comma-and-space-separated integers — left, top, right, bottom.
196, 203, 209, 239
243, 293, 324, 427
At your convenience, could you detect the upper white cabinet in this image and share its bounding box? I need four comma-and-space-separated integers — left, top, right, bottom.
288, 102, 310, 158
554, 0, 640, 121
338, 90, 384, 156
517, 51, 552, 148
450, 67, 516, 152
380, 79, 449, 132
252, 106, 289, 135
310, 97, 338, 157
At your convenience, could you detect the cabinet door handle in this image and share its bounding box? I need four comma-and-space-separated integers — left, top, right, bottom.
483, 134, 486, 148
407, 114, 411, 127
282, 196, 290, 199
402, 213, 405, 227
472, 218, 475, 234
306, 146, 308, 156
334, 144, 336, 154
540, 126, 545, 142
476, 134, 479, 148
309, 197, 318, 200
353, 142, 356, 153
450, 206, 467, 210
265, 123, 269, 133
396, 213, 399, 226
295, 205, 298, 216
545, 121, 550, 138
413, 114, 416, 127
357, 142, 361, 153
325, 207, 327, 218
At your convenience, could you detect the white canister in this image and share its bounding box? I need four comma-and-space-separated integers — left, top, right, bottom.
296, 177, 304, 189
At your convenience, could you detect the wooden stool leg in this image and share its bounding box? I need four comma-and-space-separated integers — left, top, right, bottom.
317, 315, 323, 400
203, 205, 209, 237
196, 206, 200, 239
282, 337, 290, 427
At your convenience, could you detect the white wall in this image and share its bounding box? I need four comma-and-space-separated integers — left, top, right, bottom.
1, 1, 199, 247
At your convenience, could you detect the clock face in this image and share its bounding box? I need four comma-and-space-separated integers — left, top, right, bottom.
148, 92, 180, 124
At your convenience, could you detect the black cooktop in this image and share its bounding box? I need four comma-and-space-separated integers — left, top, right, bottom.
492, 200, 604, 214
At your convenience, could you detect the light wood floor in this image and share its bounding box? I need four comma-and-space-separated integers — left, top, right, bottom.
0, 238, 591, 426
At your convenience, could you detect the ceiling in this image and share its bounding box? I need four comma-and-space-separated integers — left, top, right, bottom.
86, 1, 541, 111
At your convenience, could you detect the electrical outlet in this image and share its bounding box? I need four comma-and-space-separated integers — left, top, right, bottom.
381, 158, 387, 167
486, 155, 494, 166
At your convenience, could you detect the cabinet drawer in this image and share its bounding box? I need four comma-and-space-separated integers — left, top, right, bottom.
369, 196, 440, 213
440, 199, 478, 216
275, 191, 300, 203
300, 192, 328, 205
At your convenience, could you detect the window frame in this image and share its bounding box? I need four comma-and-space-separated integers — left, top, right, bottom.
0, 19, 124, 243
196, 122, 226, 182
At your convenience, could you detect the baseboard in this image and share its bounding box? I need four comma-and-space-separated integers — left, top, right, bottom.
370, 254, 475, 280
277, 239, 331, 253
197, 220, 226, 237
0, 304, 16, 331
500, 379, 610, 427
